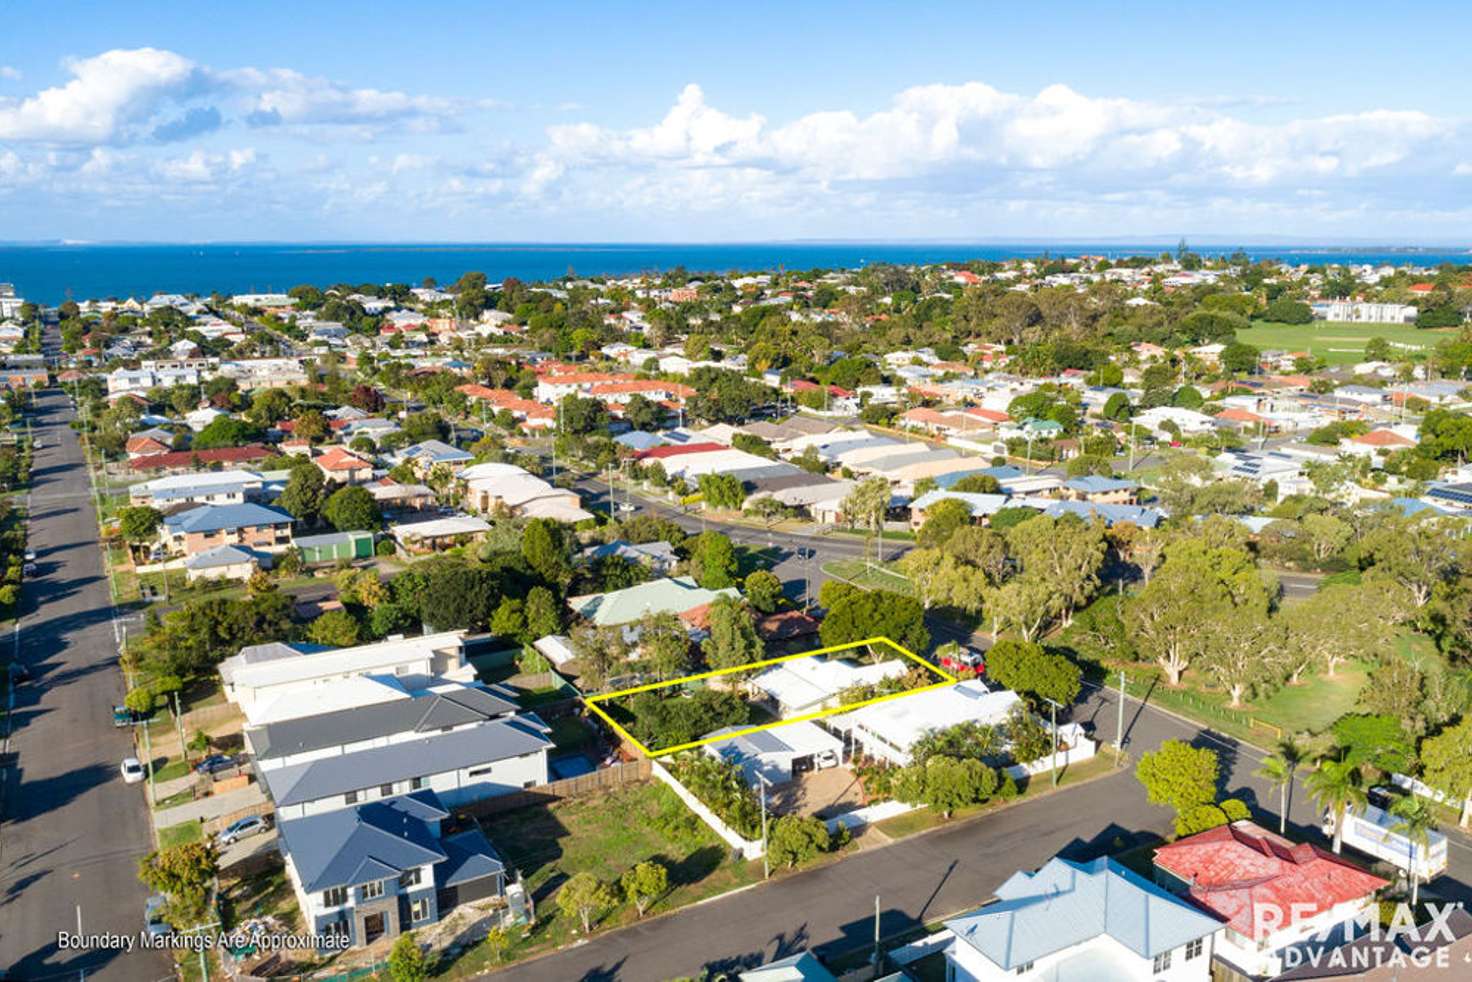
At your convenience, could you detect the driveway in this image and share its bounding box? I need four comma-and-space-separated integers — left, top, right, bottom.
0, 386, 170, 981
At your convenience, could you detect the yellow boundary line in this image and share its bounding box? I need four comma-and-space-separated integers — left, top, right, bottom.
583, 636, 957, 758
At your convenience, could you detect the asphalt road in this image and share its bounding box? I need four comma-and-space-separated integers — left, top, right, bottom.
0, 388, 169, 981
490, 668, 1472, 982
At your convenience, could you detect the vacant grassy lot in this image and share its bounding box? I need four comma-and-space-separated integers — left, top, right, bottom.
822, 558, 915, 597
434, 782, 760, 977
1238, 320, 1455, 365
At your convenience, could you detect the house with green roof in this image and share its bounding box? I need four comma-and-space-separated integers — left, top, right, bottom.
568, 575, 740, 628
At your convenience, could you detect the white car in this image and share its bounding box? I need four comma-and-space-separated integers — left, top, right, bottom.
120, 757, 145, 784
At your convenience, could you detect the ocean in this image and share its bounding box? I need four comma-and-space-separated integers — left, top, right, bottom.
2, 242, 1470, 305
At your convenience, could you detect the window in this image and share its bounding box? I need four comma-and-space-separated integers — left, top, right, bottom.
361, 880, 385, 901
1153, 950, 1172, 972
380, 783, 394, 798
410, 898, 430, 922
399, 868, 422, 889
467, 765, 494, 778
1013, 962, 1033, 975
1185, 938, 1204, 960
322, 887, 347, 908
410, 776, 424, 790
344, 790, 359, 805
323, 919, 348, 938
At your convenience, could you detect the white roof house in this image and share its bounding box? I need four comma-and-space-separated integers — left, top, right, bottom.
219, 631, 475, 724
703, 721, 845, 786
829, 680, 1021, 765
750, 657, 908, 717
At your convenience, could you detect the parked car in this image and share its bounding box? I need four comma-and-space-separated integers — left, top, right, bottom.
23, 549, 35, 562
215, 815, 271, 847
22, 563, 37, 577
939, 647, 985, 676
120, 757, 145, 784
616, 502, 636, 514
194, 754, 237, 776
112, 705, 148, 727
144, 895, 171, 939
5, 662, 30, 684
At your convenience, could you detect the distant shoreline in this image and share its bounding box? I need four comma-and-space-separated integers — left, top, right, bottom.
3, 241, 1469, 305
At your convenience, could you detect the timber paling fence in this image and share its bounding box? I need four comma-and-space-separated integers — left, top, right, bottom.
455, 759, 652, 817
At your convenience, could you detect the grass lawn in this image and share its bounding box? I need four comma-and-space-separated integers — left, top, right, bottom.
822, 559, 915, 598
434, 782, 761, 977
1238, 320, 1455, 365
157, 819, 202, 849
548, 716, 591, 751
875, 752, 1123, 839
1252, 661, 1369, 735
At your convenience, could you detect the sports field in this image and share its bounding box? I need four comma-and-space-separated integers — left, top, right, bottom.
1238, 320, 1456, 365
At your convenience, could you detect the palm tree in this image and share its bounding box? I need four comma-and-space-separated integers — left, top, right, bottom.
1255, 756, 1293, 834
1305, 756, 1367, 854
1390, 795, 1437, 906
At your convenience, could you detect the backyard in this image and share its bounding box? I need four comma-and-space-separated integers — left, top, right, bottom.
1237, 319, 1456, 365
432, 781, 761, 976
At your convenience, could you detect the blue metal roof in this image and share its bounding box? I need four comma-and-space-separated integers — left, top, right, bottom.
163, 502, 294, 535
945, 857, 1220, 970
278, 791, 448, 893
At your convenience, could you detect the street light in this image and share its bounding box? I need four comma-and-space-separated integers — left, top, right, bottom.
757, 772, 773, 880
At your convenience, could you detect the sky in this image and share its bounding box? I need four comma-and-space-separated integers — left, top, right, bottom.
1, 0, 1470, 243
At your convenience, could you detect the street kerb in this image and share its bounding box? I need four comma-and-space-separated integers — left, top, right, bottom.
583, 636, 958, 758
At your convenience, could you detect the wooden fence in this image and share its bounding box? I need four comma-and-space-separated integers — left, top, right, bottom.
455, 759, 651, 818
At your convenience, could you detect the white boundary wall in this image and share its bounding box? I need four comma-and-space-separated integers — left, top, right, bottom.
651, 759, 765, 859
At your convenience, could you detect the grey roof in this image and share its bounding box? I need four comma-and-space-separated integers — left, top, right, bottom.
580, 540, 678, 567
436, 826, 506, 887
183, 544, 262, 569
218, 640, 333, 684
263, 717, 552, 807
945, 857, 1221, 970
1042, 500, 1164, 528
744, 472, 835, 495
279, 791, 448, 893
248, 687, 522, 761
857, 448, 958, 472
401, 439, 473, 463
725, 463, 804, 484
293, 530, 374, 549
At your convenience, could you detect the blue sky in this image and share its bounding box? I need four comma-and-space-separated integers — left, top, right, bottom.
1, 1, 1469, 242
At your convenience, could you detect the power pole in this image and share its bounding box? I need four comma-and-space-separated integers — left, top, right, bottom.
872, 894, 882, 972
758, 775, 770, 880
1116, 669, 1126, 766
1043, 697, 1061, 787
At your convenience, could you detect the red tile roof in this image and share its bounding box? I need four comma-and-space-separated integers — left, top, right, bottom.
127, 444, 274, 471
634, 442, 727, 460
316, 446, 373, 471
1352, 429, 1414, 447
1153, 821, 1387, 940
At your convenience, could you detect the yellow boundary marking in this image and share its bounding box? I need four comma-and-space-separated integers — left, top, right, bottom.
583, 636, 957, 758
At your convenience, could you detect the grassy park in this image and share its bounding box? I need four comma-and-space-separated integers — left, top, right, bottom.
1238, 319, 1456, 365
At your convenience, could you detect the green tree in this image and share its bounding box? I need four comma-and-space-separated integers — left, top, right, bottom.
1136, 739, 1219, 818
482, 924, 511, 964
278, 460, 328, 524
321, 485, 381, 531
191, 415, 263, 450
1254, 738, 1305, 834
766, 814, 832, 868
119, 506, 163, 552
1306, 756, 1367, 854
698, 472, 745, 511
525, 585, 562, 637
387, 933, 427, 982
521, 518, 572, 585
1390, 795, 1437, 905
137, 841, 218, 926
490, 598, 527, 643
702, 595, 763, 670
689, 531, 738, 589
985, 639, 1082, 707
817, 584, 930, 653
620, 861, 669, 917
557, 872, 616, 934
916, 498, 974, 549
639, 611, 692, 679
743, 569, 784, 614
1420, 716, 1472, 827
308, 608, 361, 646
1330, 713, 1414, 775
841, 476, 892, 562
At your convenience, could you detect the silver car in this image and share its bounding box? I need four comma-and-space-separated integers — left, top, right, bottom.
216, 815, 270, 846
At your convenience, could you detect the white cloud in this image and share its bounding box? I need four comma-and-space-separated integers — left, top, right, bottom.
0, 48, 201, 142
156, 147, 257, 183
0, 66, 21, 81
232, 67, 453, 127
1455, 162, 1472, 176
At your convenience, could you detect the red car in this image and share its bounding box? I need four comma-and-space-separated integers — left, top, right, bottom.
939, 648, 985, 676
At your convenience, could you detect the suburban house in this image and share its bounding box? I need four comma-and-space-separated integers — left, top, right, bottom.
703, 722, 844, 786
389, 515, 493, 555
1152, 821, 1389, 978
748, 657, 908, 717
1061, 476, 1139, 505
160, 502, 295, 558
218, 632, 478, 725
368, 478, 439, 513
578, 539, 679, 575
127, 444, 275, 473
461, 463, 593, 523
314, 446, 376, 484
261, 715, 553, 819
396, 439, 474, 478
183, 544, 269, 582
829, 680, 1022, 766
568, 576, 740, 629
737, 952, 838, 981
943, 856, 1223, 981
277, 790, 508, 948
246, 686, 527, 770
128, 468, 269, 508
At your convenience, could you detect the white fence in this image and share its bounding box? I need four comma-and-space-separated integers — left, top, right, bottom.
651, 759, 766, 860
